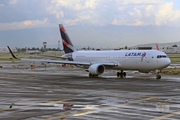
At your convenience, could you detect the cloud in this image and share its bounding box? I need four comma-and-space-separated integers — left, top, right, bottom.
44, 0, 180, 27
9, 0, 19, 4
62, 14, 91, 25
64, 19, 78, 25
119, 0, 164, 5
0, 18, 48, 31
112, 18, 119, 25
155, 2, 180, 26
145, 5, 155, 17
134, 20, 143, 26
77, 14, 90, 21
47, 6, 64, 18
111, 1, 180, 26
51, 0, 98, 10
0, 4, 4, 7
84, 0, 97, 9
46, 0, 100, 25
2, 0, 180, 28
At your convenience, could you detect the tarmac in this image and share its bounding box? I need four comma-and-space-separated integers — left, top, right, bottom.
0, 61, 180, 120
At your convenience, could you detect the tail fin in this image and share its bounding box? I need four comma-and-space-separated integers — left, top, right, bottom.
156, 44, 159, 50
59, 24, 76, 53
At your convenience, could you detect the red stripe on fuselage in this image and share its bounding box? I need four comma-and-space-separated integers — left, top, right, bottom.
60, 27, 66, 32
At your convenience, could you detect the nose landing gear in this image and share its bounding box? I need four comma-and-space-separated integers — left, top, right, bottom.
156, 74, 161, 79
156, 70, 161, 79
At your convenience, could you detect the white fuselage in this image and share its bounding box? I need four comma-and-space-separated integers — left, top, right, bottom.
70, 50, 171, 72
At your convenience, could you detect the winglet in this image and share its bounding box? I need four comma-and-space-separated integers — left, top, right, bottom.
7, 46, 18, 59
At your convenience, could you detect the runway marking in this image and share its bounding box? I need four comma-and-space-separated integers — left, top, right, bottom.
43, 96, 157, 120
150, 110, 180, 120
43, 98, 73, 104
43, 109, 94, 120
73, 109, 94, 116
101, 96, 157, 109
0, 108, 16, 112
137, 96, 157, 102
44, 114, 69, 120
0, 98, 73, 112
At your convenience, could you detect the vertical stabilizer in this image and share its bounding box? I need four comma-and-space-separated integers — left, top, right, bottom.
156, 44, 159, 50
59, 24, 76, 53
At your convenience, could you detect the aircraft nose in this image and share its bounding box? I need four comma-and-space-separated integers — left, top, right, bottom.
166, 58, 171, 66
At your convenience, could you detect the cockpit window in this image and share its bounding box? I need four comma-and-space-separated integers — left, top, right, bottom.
157, 55, 168, 58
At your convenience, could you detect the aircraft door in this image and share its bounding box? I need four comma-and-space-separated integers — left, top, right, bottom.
145, 54, 150, 63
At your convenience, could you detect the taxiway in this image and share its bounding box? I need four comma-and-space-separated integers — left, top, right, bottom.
0, 61, 180, 120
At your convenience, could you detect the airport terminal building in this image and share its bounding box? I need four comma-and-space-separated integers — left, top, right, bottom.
0, 47, 17, 53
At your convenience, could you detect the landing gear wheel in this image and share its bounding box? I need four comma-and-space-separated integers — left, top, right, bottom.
117, 72, 120, 77
89, 73, 93, 77
123, 72, 126, 77
117, 71, 126, 78
156, 74, 161, 79
89, 73, 98, 77
156, 70, 161, 80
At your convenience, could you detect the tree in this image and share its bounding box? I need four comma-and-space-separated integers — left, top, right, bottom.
172, 44, 178, 47
81, 47, 86, 50
52, 48, 58, 51
21, 48, 26, 52
31, 47, 36, 50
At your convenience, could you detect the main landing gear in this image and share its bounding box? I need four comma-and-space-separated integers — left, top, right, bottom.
89, 73, 98, 77
117, 70, 126, 78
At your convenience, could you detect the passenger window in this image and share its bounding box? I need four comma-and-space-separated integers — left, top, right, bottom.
157, 55, 167, 58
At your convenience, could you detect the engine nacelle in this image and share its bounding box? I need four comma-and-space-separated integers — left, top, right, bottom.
88, 64, 105, 75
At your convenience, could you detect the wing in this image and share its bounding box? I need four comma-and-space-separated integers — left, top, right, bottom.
7, 46, 119, 67
20, 58, 118, 66
38, 54, 68, 59
21, 58, 91, 65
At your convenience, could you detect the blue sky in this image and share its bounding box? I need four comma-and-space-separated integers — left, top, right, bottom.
0, 0, 180, 49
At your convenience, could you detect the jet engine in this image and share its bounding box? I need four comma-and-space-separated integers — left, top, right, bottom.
88, 64, 105, 75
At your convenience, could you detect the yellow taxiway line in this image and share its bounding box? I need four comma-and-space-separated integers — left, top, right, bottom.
43, 96, 157, 120
151, 110, 180, 120
0, 98, 73, 112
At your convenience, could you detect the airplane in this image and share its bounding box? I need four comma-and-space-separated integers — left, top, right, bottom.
7, 24, 171, 79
